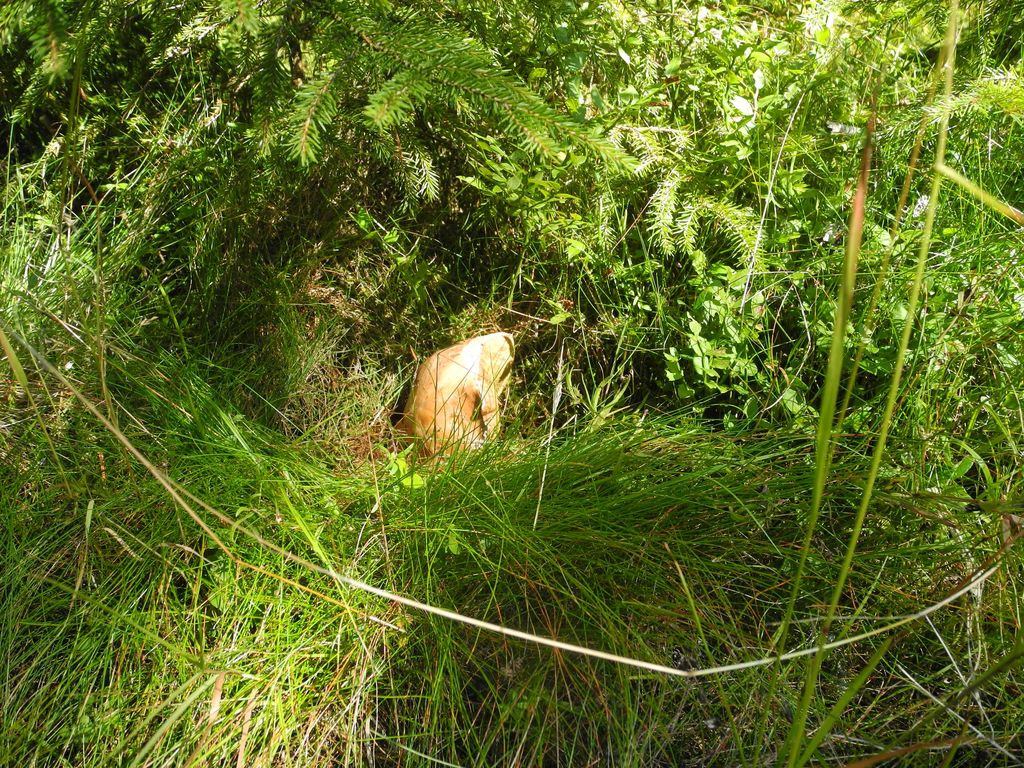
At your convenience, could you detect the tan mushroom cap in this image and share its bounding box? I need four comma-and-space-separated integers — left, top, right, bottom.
398, 332, 515, 457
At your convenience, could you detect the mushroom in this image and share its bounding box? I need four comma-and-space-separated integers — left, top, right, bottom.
398, 332, 515, 457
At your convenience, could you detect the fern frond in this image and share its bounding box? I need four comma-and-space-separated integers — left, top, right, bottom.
391, 138, 440, 202
631, 130, 664, 177
610, 125, 689, 178
593, 186, 618, 251
405, 145, 440, 201
648, 168, 683, 255
644, 186, 757, 275
953, 68, 1024, 117
361, 12, 630, 169
674, 198, 702, 272
244, 19, 297, 152
364, 71, 433, 130
222, 0, 259, 32
288, 74, 340, 165
24, 0, 67, 79
700, 198, 760, 269
666, 127, 690, 157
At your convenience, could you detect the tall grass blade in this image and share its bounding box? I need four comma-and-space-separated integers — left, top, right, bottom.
786, 3, 960, 763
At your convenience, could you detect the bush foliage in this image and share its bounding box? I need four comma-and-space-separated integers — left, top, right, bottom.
2, 0, 1023, 764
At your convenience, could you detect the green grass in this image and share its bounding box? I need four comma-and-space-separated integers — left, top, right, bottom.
4, 0, 1024, 764
2, 343, 1021, 765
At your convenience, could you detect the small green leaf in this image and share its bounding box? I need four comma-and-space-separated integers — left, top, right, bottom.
401, 470, 425, 489
731, 95, 754, 116
949, 456, 974, 481
566, 239, 587, 258
780, 388, 805, 415
353, 209, 374, 233
675, 380, 695, 399
446, 531, 461, 554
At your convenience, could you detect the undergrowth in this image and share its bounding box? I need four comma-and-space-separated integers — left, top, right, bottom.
3, 0, 1024, 765
2, 347, 1022, 765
